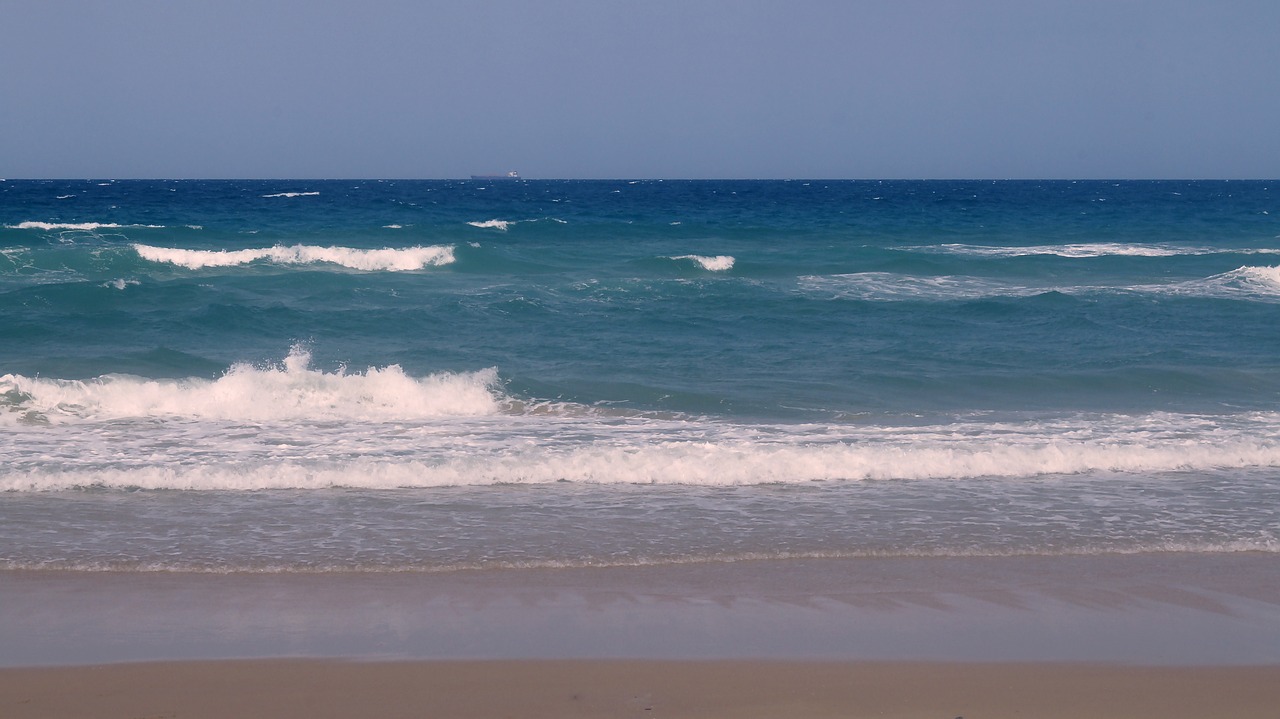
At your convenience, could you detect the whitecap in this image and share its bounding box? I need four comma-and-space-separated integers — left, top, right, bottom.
672, 254, 735, 271
1131, 265, 1280, 302
913, 243, 1214, 258
0, 345, 501, 425
799, 273, 1038, 301
8, 221, 164, 231
261, 191, 320, 198
467, 219, 512, 231
133, 243, 455, 271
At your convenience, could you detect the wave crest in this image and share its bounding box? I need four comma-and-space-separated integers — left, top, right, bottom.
133, 243, 455, 271
8, 221, 164, 231
672, 254, 735, 271
0, 346, 502, 423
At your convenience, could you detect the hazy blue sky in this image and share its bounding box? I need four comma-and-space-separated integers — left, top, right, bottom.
3, 1, 1278, 179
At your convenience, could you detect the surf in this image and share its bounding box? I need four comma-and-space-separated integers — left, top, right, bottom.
133, 243, 456, 271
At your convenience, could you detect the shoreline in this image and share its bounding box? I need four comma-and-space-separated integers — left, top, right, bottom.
4, 659, 1280, 719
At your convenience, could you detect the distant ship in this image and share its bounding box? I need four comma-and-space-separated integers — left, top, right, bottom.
470, 171, 521, 180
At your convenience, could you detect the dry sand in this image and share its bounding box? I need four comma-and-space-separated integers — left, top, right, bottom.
4, 659, 1280, 719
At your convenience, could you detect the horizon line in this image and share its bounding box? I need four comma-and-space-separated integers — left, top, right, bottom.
3, 177, 1276, 183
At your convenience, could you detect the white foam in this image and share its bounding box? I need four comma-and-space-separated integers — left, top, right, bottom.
913, 243, 1280, 258
802, 266, 1280, 303
1131, 266, 1280, 302
383, 224, 403, 229
5, 416, 1280, 491
55, 195, 75, 200
0, 345, 502, 425
6, 376, 1280, 490
799, 273, 1038, 301
467, 219, 512, 231
103, 279, 139, 290
261, 191, 320, 198
8, 221, 163, 231
930, 243, 1203, 257
133, 243, 455, 271
672, 254, 735, 271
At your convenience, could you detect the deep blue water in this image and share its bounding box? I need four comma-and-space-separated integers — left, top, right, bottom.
2, 179, 1278, 570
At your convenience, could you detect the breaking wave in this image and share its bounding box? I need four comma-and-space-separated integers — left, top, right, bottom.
1136, 265, 1280, 302
8, 221, 165, 231
801, 266, 1280, 302
133, 243, 455, 271
0, 345, 501, 424
798, 273, 1039, 301
261, 191, 320, 198
910, 243, 1280, 258
672, 254, 735, 271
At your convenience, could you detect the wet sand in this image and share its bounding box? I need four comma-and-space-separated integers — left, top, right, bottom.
4, 659, 1280, 719
4, 554, 1279, 666
2, 554, 1278, 716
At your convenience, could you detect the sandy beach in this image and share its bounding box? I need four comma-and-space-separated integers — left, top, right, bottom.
4, 659, 1280, 719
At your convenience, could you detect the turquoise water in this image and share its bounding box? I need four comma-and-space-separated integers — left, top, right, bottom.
2, 179, 1278, 570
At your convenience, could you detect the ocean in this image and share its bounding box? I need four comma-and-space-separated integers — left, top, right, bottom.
2, 179, 1279, 573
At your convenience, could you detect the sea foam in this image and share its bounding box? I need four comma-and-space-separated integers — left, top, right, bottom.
5, 420, 1280, 491
467, 219, 512, 230
1131, 266, 1280, 302
133, 243, 455, 271
918, 243, 1212, 258
799, 273, 1038, 301
261, 191, 320, 198
911, 243, 1280, 258
8, 221, 164, 231
672, 254, 735, 271
0, 345, 502, 423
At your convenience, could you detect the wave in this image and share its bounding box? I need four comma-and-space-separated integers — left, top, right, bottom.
0, 345, 502, 424
133, 243, 455, 271
5, 357, 1280, 488
6, 425, 1280, 491
799, 273, 1039, 301
911, 242, 1219, 258
261, 191, 320, 198
1133, 265, 1280, 302
801, 266, 1280, 302
671, 254, 735, 271
7, 221, 164, 231
464, 218, 567, 231
907, 243, 1280, 258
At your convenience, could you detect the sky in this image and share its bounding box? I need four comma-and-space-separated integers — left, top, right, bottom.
3, 0, 1278, 179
